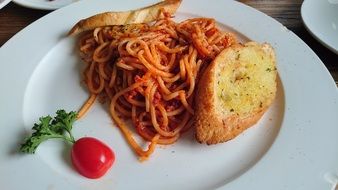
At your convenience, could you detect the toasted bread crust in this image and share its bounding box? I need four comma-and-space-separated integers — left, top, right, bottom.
68, 0, 182, 36
195, 42, 277, 145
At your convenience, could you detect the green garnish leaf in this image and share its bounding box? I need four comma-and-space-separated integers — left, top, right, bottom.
20, 110, 77, 154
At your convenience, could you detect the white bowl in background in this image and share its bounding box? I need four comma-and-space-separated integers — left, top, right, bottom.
0, 0, 11, 9
301, 0, 338, 54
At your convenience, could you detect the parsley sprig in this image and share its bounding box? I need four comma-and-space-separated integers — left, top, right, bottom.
20, 110, 77, 154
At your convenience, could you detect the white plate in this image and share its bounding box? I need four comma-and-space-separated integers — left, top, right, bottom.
301, 0, 338, 54
0, 0, 11, 9
1, 0, 338, 189
13, 0, 76, 10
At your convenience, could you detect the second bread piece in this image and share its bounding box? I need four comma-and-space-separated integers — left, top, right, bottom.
194, 42, 277, 145
68, 0, 181, 36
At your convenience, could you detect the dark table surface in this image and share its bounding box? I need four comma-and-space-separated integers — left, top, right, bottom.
0, 0, 337, 85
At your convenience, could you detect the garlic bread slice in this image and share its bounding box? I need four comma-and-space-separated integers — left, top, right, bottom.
69, 0, 182, 36
195, 42, 277, 145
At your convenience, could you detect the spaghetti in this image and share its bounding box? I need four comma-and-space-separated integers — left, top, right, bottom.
77, 12, 237, 160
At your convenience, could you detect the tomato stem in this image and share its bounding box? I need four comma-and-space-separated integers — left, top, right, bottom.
65, 131, 76, 144
63, 136, 75, 144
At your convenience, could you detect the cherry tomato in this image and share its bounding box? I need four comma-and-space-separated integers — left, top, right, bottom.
71, 137, 115, 179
